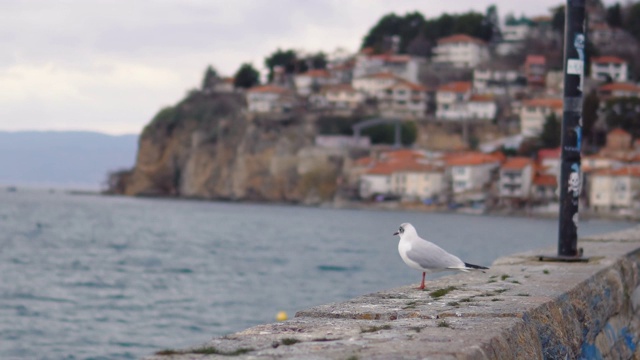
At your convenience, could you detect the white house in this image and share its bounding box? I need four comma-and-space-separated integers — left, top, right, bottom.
320, 84, 364, 110
379, 80, 429, 119
468, 95, 497, 120
246, 85, 296, 113
598, 82, 640, 100
352, 72, 401, 98
446, 152, 503, 197
390, 164, 445, 202
359, 163, 394, 199
590, 56, 628, 82
589, 166, 640, 212
353, 52, 421, 82
473, 67, 523, 95
519, 98, 563, 137
293, 69, 334, 96
496, 16, 533, 55
499, 157, 534, 200
435, 81, 472, 120
432, 34, 490, 69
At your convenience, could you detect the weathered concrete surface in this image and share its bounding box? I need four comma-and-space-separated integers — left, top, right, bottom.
146, 227, 640, 359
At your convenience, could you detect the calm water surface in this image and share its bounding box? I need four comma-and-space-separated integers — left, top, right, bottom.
0, 190, 634, 359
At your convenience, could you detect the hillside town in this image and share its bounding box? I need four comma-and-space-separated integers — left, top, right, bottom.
192, 2, 640, 218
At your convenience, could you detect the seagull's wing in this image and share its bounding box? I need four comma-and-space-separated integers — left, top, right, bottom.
405, 238, 466, 271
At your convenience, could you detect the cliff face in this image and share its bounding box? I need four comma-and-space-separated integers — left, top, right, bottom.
123, 92, 344, 204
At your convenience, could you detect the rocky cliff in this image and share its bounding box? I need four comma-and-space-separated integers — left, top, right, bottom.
121, 92, 346, 204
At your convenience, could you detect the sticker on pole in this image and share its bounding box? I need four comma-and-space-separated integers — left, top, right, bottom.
567, 59, 583, 75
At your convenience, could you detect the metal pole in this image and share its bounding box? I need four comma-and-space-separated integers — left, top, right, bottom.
556, 0, 585, 258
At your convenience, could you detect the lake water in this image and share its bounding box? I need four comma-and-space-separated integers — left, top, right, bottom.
0, 190, 633, 359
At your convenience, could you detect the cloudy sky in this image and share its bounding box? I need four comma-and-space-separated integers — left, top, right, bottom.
0, 0, 616, 135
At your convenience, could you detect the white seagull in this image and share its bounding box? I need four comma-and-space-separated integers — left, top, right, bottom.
394, 222, 489, 290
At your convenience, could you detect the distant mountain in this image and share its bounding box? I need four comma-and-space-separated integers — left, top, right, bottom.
0, 131, 138, 190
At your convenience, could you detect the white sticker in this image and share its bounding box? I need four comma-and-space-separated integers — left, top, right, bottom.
567, 59, 583, 75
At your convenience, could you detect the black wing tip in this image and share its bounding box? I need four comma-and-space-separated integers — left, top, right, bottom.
464, 262, 489, 270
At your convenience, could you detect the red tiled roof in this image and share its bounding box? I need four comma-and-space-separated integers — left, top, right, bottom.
608, 127, 631, 136
592, 56, 626, 64
446, 152, 502, 166
593, 166, 640, 177
525, 55, 546, 64
470, 94, 494, 102
321, 84, 357, 94
522, 98, 563, 110
533, 174, 557, 186
359, 72, 400, 80
370, 54, 412, 63
437, 34, 486, 46
599, 82, 640, 93
247, 85, 290, 94
502, 157, 533, 170
538, 147, 562, 159
299, 69, 330, 78
437, 81, 472, 93
389, 80, 428, 92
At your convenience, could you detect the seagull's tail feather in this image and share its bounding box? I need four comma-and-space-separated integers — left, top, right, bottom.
464, 262, 489, 270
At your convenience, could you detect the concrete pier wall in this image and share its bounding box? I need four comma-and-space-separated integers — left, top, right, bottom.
148, 226, 640, 359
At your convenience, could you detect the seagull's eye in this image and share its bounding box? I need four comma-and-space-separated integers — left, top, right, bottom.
399, 227, 404, 233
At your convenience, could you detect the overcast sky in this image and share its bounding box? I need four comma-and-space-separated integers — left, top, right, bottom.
0, 0, 618, 135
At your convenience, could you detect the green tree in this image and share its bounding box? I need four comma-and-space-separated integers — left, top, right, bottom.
606, 3, 623, 28
361, 12, 427, 54
582, 90, 600, 147
540, 113, 561, 148
362, 122, 417, 146
264, 49, 297, 82
201, 65, 218, 91
623, 2, 640, 42
308, 52, 328, 69
233, 63, 260, 89
602, 97, 640, 138
551, 5, 565, 34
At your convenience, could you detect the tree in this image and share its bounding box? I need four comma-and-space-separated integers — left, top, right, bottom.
551, 5, 565, 34
361, 12, 426, 54
540, 113, 561, 148
308, 52, 328, 69
264, 49, 297, 82
233, 63, 260, 89
623, 2, 640, 42
602, 97, 640, 138
582, 90, 600, 148
201, 65, 218, 91
606, 3, 623, 28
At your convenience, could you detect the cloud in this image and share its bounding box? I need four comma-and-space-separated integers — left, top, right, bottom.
0, 0, 621, 134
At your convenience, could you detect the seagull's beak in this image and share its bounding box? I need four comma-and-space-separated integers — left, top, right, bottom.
393, 231, 399, 236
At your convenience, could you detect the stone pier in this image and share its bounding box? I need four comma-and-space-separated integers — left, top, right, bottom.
147, 226, 640, 359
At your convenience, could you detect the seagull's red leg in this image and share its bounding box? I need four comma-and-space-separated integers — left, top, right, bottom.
418, 272, 426, 290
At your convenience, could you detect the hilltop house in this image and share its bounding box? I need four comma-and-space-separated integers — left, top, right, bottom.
519, 98, 563, 137
446, 152, 503, 203
499, 157, 534, 203
379, 79, 429, 119
473, 67, 524, 95
589, 166, 640, 213
318, 84, 364, 111
352, 72, 401, 98
390, 163, 445, 203
432, 34, 490, 69
524, 55, 547, 88
435, 81, 472, 120
353, 52, 422, 83
246, 85, 297, 114
293, 69, 334, 96
497, 16, 533, 55
590, 56, 628, 82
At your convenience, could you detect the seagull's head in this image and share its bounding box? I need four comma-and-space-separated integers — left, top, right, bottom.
393, 222, 416, 238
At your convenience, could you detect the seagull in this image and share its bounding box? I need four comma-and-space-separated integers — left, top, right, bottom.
394, 223, 489, 290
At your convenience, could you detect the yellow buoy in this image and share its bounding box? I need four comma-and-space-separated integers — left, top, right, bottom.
276, 311, 288, 321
